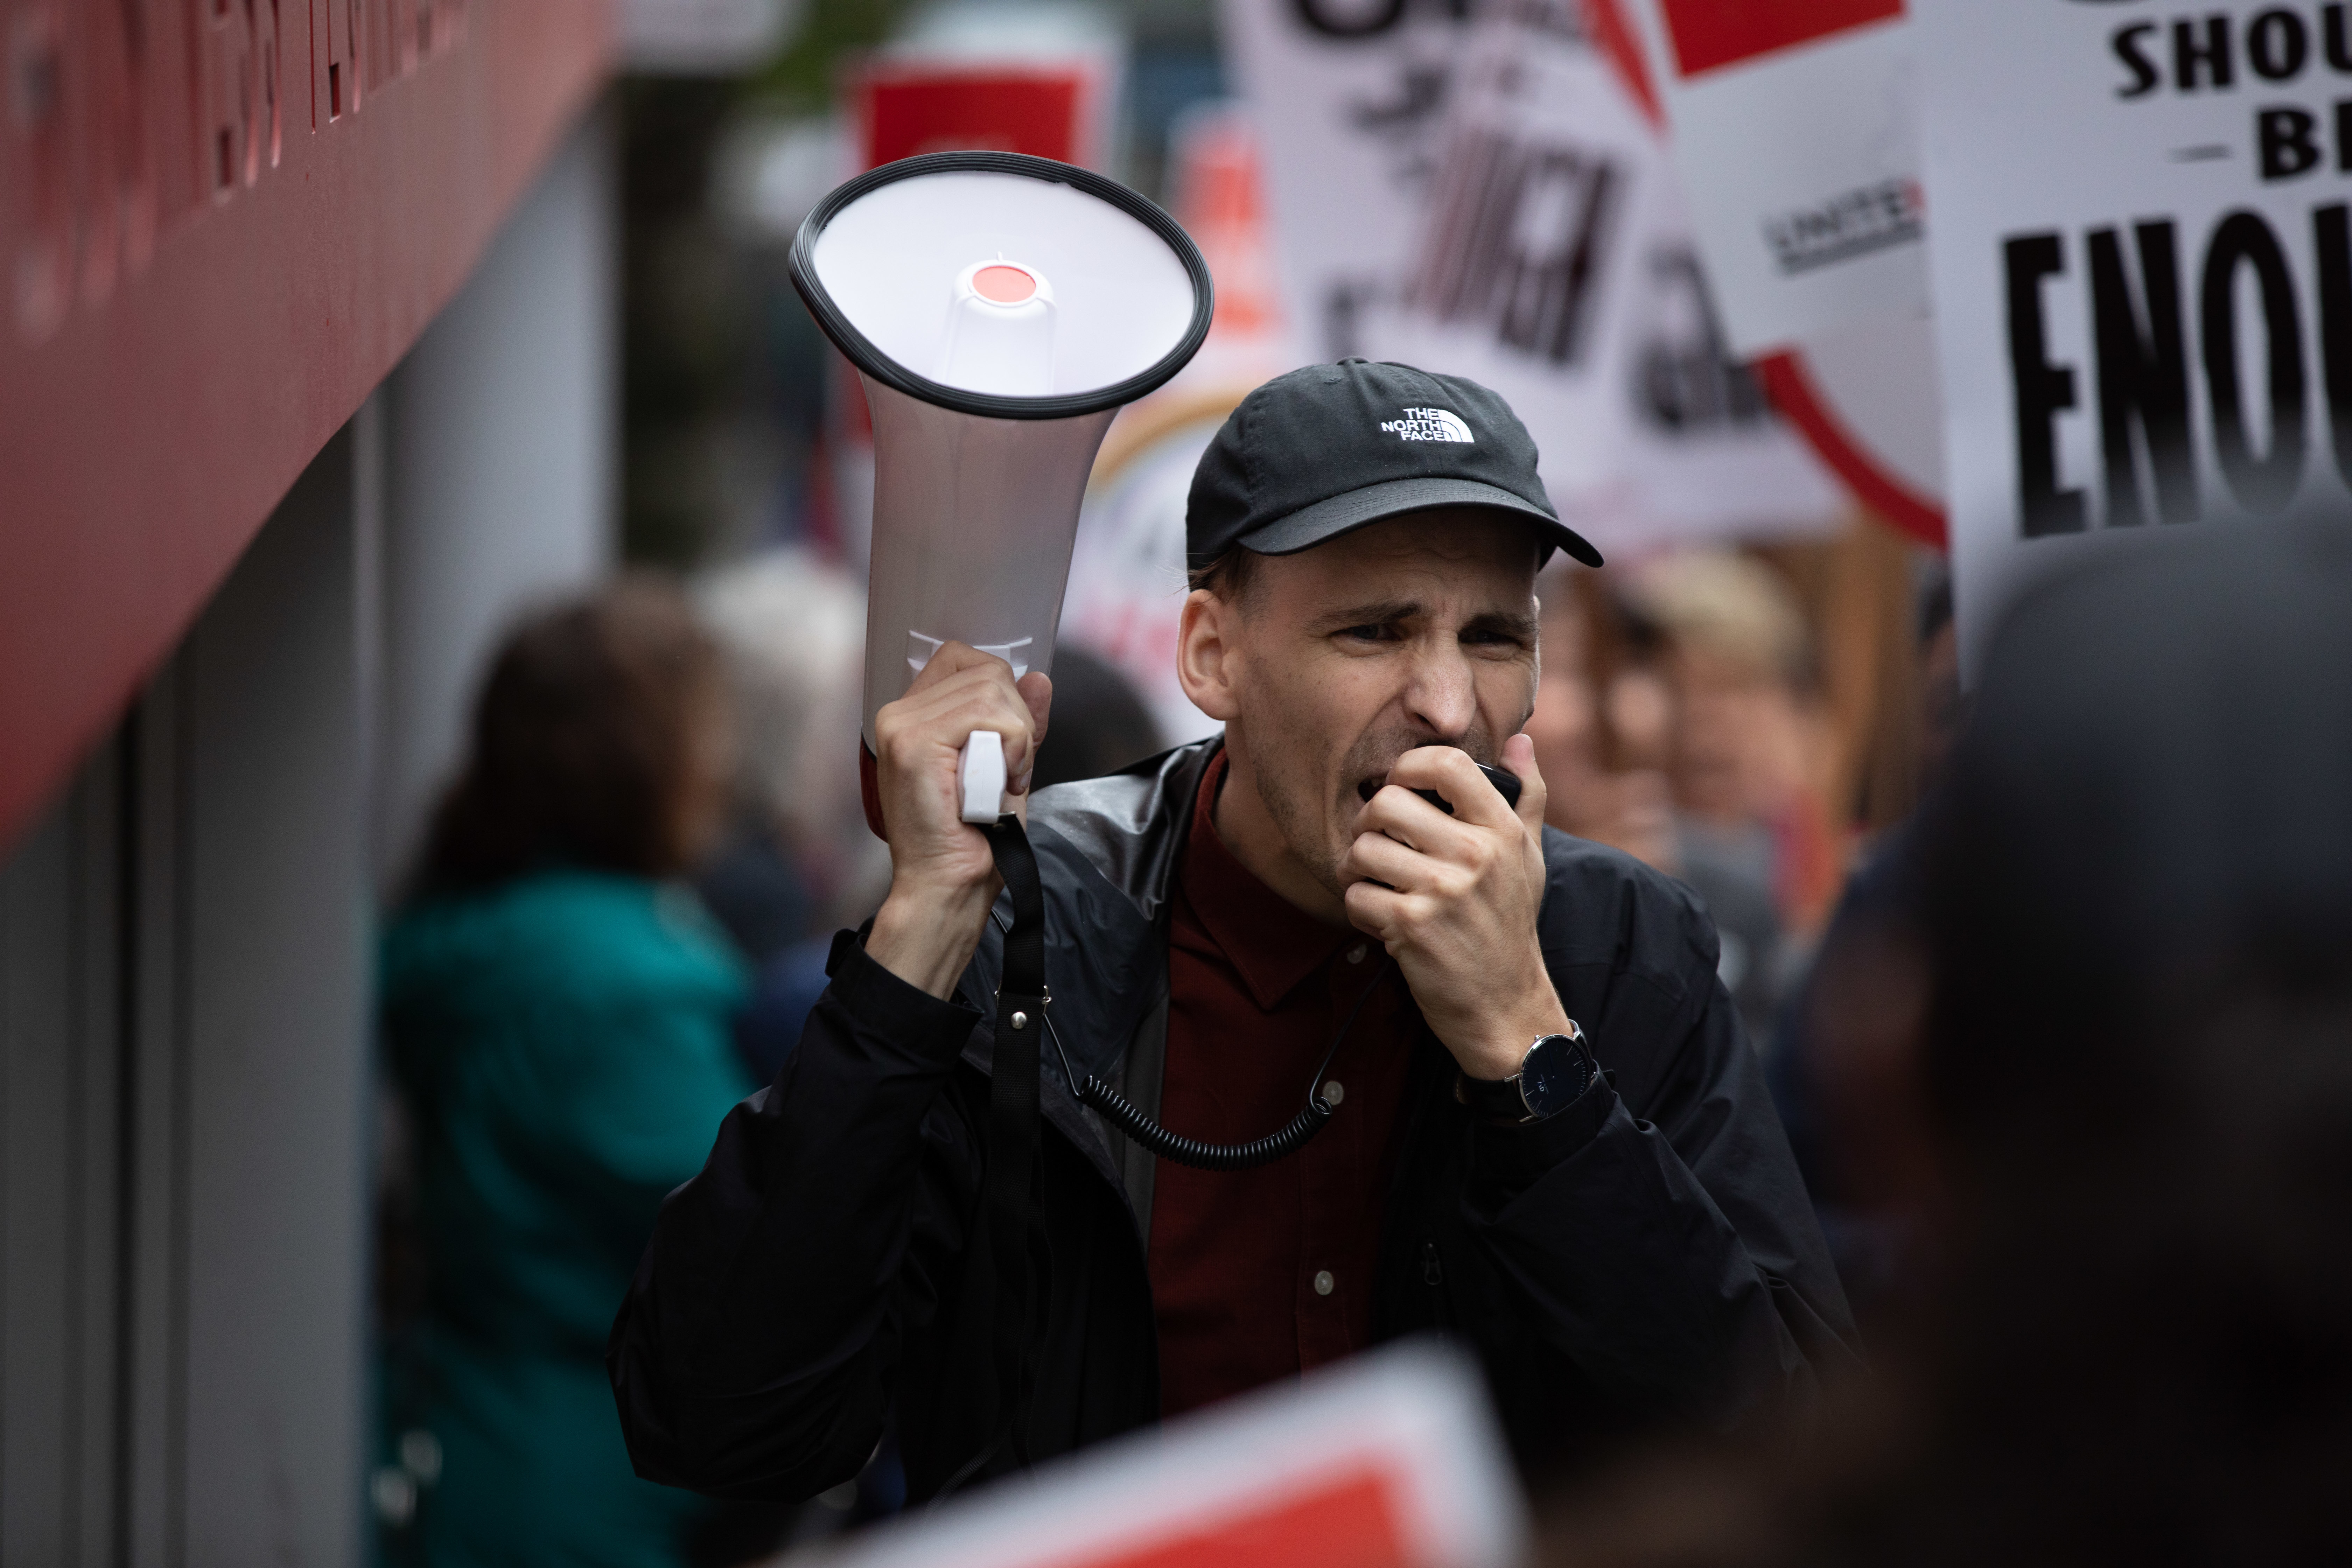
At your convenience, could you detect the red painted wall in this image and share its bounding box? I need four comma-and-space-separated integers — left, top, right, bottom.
0, 0, 612, 847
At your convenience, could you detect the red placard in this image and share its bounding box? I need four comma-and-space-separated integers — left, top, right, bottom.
856, 67, 1088, 168
1063, 1465, 1408, 1568
1658, 0, 1903, 78
1167, 106, 1282, 340
0, 0, 612, 848
1580, 0, 1663, 125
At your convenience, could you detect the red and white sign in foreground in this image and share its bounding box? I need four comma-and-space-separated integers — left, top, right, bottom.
775, 1344, 1525, 1568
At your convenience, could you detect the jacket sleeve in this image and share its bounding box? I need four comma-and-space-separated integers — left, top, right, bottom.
607, 931, 984, 1500
1457, 849, 1862, 1427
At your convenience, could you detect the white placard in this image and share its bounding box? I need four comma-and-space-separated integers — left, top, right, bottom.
623, 0, 797, 73
1378, 0, 1843, 552
1913, 0, 2352, 666
1609, 0, 1926, 358
1758, 312, 1947, 548
1217, 0, 1473, 359
1062, 411, 1230, 750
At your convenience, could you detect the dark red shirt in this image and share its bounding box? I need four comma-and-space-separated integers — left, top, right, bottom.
1148, 751, 1421, 1419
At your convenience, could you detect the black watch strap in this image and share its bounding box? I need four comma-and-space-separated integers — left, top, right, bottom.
1455, 1024, 1594, 1123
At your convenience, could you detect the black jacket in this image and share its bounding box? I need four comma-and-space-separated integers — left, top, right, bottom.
609, 741, 1856, 1502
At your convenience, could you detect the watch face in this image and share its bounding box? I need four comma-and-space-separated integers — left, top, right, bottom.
1517, 1033, 1584, 1119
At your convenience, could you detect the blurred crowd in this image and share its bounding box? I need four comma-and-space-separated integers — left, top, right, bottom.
1539, 519, 2352, 1568
1527, 543, 1961, 1317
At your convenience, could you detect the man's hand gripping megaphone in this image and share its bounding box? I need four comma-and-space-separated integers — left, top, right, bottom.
864, 643, 1052, 1001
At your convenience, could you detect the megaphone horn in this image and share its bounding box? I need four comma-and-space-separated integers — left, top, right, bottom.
789, 152, 1214, 832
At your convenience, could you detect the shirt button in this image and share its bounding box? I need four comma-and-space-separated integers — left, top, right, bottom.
1320, 1080, 1345, 1107
1346, 944, 1368, 964
1313, 1269, 1335, 1296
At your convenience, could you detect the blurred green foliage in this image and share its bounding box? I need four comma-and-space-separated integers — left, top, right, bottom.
621, 0, 924, 568
751, 0, 911, 108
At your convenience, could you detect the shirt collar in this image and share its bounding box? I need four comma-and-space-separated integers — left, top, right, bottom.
1179, 750, 1358, 1011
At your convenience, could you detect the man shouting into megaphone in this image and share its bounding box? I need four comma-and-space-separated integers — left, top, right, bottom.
610, 361, 1856, 1501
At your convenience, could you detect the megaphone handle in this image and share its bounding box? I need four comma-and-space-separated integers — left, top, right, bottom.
959, 729, 1008, 823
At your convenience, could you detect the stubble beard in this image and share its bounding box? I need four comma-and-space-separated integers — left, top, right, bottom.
1251, 744, 1349, 900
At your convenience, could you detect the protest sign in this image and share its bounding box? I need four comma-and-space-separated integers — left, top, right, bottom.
1607, 0, 1927, 357
1062, 408, 1232, 749
850, 2, 1122, 174
1755, 313, 1947, 548
1912, 0, 2352, 662
1378, 0, 1843, 552
1059, 106, 1297, 750
821, 29, 1124, 570
1216, 0, 1474, 359
786, 1343, 1525, 1568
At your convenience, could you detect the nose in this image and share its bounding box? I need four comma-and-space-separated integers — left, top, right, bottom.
1401, 641, 1480, 741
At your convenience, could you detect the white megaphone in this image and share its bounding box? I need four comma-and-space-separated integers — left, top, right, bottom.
789, 152, 1214, 830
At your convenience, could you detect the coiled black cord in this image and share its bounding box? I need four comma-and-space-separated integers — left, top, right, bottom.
1041, 955, 1391, 1172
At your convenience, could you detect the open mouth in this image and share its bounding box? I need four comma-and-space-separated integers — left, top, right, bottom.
1356, 775, 1386, 805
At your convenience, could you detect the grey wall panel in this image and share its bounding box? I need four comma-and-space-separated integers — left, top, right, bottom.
0, 733, 125, 1567
175, 429, 371, 1568
1, 788, 80, 1562
121, 674, 191, 1568
379, 107, 617, 890
65, 755, 123, 1568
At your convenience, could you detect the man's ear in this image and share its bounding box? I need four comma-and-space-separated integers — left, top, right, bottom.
1177, 588, 1244, 723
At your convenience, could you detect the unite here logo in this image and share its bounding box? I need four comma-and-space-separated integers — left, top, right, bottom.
1380, 407, 1475, 444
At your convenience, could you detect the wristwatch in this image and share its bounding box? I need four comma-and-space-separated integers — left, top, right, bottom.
1455, 1022, 1597, 1124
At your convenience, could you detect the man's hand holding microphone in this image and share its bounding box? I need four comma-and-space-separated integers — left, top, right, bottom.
1342, 738, 1574, 1087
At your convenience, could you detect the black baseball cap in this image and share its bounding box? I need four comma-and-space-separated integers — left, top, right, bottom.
1185, 359, 1603, 573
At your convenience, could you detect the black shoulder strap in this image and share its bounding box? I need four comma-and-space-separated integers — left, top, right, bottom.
938, 814, 1052, 1496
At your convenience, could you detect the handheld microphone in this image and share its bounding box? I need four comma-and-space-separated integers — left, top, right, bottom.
1413, 761, 1524, 816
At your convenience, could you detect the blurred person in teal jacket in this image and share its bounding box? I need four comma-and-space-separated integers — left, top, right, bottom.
379, 579, 759, 1568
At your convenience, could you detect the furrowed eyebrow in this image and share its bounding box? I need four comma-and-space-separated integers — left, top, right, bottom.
1464, 609, 1540, 641
1311, 602, 1540, 639
1313, 599, 1423, 631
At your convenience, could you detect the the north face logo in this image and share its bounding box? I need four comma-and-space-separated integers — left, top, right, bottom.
1379, 407, 1475, 443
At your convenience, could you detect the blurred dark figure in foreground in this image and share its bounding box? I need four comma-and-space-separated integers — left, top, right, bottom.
1768, 573, 1959, 1321
1543, 520, 2352, 1566
379, 581, 764, 1568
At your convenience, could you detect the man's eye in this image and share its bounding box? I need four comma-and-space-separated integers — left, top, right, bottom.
1339, 625, 1392, 643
